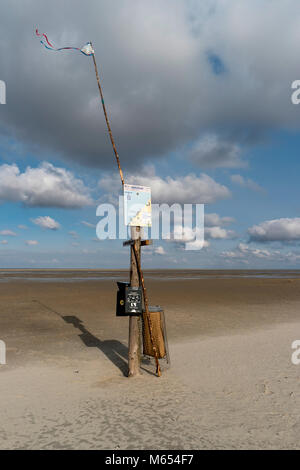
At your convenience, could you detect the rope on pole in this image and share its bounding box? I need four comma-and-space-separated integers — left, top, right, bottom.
91, 43, 124, 186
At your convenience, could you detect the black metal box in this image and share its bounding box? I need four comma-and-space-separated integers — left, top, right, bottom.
125, 286, 143, 315
116, 282, 143, 316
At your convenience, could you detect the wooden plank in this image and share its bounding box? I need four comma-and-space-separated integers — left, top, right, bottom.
141, 240, 153, 246
123, 239, 152, 247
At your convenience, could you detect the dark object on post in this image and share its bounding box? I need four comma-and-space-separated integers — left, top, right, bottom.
125, 286, 143, 315
116, 282, 129, 316
142, 306, 170, 364
116, 282, 142, 316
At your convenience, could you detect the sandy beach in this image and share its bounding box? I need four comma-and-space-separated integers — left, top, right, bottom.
0, 270, 300, 449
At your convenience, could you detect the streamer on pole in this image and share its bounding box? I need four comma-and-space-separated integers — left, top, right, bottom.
35, 29, 124, 184
35, 29, 94, 56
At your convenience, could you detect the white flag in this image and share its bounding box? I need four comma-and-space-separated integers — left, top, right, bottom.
81, 43, 94, 56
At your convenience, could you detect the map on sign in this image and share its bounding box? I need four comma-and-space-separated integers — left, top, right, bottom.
123, 184, 152, 227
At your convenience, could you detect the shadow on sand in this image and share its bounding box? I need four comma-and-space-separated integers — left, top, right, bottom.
32, 300, 129, 376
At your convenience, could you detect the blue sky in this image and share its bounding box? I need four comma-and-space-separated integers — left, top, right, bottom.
1, 0, 300, 269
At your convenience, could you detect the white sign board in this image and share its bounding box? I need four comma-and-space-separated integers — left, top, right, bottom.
124, 184, 152, 227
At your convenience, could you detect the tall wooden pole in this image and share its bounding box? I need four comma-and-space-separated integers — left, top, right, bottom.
128, 226, 142, 377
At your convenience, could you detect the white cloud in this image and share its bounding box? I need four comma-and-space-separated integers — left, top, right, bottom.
205, 213, 235, 227
81, 221, 96, 228
164, 212, 235, 250
136, 174, 230, 204
25, 240, 38, 246
172, 225, 210, 250
231, 174, 264, 193
99, 171, 230, 204
189, 134, 245, 168
0, 162, 92, 208
154, 246, 166, 255
238, 243, 272, 259
18, 225, 28, 230
221, 242, 300, 264
248, 218, 300, 242
0, 240, 8, 245
186, 239, 210, 250
221, 243, 273, 260
0, 230, 16, 236
220, 250, 241, 259
205, 226, 236, 240
32, 216, 60, 230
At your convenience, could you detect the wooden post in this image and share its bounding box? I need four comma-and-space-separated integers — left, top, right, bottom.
128, 226, 142, 377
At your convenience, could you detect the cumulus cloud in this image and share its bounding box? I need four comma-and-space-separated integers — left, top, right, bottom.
205, 226, 236, 240
238, 243, 272, 258
222, 243, 273, 260
248, 218, 300, 242
154, 246, 166, 255
32, 216, 60, 230
171, 225, 210, 250
231, 174, 264, 192
0, 162, 92, 208
186, 238, 210, 250
189, 134, 244, 168
0, 230, 16, 236
203, 212, 237, 240
205, 213, 235, 227
221, 242, 300, 264
140, 174, 230, 204
1, 1, 300, 169
99, 171, 230, 204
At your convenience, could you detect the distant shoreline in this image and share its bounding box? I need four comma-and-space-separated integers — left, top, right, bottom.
1, 268, 300, 271
0, 268, 300, 281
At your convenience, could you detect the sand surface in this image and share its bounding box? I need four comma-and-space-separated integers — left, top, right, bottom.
0, 273, 300, 449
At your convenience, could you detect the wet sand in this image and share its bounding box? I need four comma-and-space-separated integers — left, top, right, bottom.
0, 272, 300, 449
